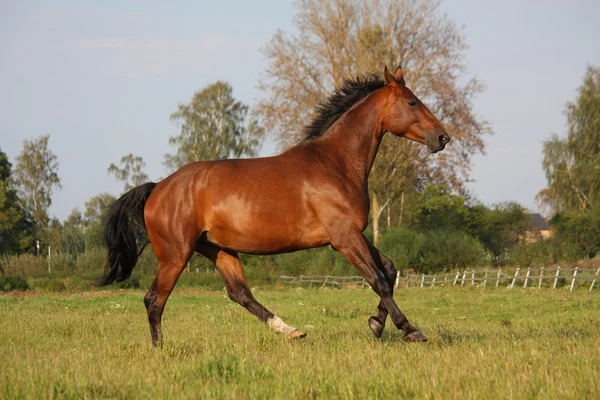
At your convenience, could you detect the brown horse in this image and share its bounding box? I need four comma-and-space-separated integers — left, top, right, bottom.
100, 65, 450, 346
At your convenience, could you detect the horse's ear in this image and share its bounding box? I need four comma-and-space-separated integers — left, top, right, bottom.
383, 65, 400, 89
395, 66, 406, 86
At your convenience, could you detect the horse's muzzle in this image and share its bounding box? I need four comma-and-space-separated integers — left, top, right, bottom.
427, 131, 450, 153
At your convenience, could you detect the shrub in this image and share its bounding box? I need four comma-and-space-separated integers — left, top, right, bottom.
508, 240, 582, 267
419, 229, 487, 273
117, 273, 141, 289
0, 275, 29, 291
551, 206, 600, 259
378, 228, 425, 272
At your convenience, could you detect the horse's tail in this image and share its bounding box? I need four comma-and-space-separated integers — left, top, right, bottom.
98, 182, 157, 286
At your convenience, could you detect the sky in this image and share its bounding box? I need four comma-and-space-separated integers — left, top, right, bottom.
1, 0, 599, 221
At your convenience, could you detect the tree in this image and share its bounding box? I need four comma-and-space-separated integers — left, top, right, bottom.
538, 65, 600, 213
468, 202, 527, 266
0, 148, 33, 255
368, 135, 417, 243
413, 184, 471, 232
256, 0, 491, 242
82, 193, 116, 248
164, 81, 263, 171
108, 154, 149, 193
12, 135, 61, 232
550, 204, 600, 259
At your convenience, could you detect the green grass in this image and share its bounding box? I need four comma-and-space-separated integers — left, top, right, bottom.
1, 287, 599, 399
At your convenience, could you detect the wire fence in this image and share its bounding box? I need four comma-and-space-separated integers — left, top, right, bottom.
279, 265, 600, 292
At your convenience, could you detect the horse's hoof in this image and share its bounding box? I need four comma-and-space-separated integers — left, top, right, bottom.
287, 329, 307, 340
403, 330, 428, 343
368, 316, 384, 338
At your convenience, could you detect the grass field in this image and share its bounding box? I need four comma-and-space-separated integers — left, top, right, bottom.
1, 286, 599, 399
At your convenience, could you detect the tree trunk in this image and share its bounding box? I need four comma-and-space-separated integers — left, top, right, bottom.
371, 194, 380, 246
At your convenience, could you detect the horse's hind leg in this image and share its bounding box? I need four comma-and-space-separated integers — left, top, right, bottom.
144, 237, 196, 347
368, 251, 397, 338
196, 243, 306, 339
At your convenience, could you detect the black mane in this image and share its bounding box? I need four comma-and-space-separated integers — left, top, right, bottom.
302, 74, 386, 142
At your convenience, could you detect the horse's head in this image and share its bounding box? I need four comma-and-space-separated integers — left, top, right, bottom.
380, 65, 450, 153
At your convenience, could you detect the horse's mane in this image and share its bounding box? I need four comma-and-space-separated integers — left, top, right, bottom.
302, 74, 386, 142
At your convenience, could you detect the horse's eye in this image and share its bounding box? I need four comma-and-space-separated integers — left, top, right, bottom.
408, 99, 417, 107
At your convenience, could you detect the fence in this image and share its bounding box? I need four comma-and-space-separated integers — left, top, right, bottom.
279, 266, 600, 292
278, 275, 366, 288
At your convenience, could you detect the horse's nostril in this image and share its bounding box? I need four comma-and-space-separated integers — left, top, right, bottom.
439, 134, 448, 143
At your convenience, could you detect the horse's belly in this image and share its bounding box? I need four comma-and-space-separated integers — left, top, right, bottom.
205, 214, 330, 254
198, 172, 330, 253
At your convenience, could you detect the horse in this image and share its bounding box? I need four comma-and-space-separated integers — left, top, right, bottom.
100, 65, 450, 346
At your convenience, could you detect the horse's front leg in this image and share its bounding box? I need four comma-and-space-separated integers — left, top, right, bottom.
368, 250, 398, 338
330, 229, 426, 342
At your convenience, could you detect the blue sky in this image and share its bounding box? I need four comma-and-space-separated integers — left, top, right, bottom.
1, 0, 599, 220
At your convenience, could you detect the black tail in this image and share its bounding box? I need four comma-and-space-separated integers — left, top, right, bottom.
98, 182, 157, 286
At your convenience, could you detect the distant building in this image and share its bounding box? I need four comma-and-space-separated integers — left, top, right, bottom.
525, 212, 552, 242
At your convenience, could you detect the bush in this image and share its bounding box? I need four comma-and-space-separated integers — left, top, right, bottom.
117, 273, 141, 289
377, 227, 486, 274
0, 275, 29, 291
378, 228, 425, 272
419, 229, 487, 273
509, 241, 559, 267
551, 206, 600, 259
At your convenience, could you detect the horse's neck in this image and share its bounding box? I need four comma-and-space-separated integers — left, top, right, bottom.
319, 92, 385, 186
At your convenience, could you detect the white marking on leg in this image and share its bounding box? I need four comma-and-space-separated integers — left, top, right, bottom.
267, 316, 297, 335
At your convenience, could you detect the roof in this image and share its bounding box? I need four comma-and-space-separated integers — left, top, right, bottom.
528, 213, 549, 230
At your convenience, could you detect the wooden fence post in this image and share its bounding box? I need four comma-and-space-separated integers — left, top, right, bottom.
569, 267, 578, 292
431, 276, 436, 287
538, 267, 544, 289
483, 271, 488, 288
322, 276, 328, 289
444, 274, 449, 286
553, 266, 561, 289
406, 274, 411, 288
510, 268, 520, 289
421, 274, 425, 288
471, 270, 475, 286
461, 271, 467, 287
453, 271, 460, 286
496, 269, 501, 288
524, 267, 531, 288
395, 271, 400, 288
590, 267, 600, 292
